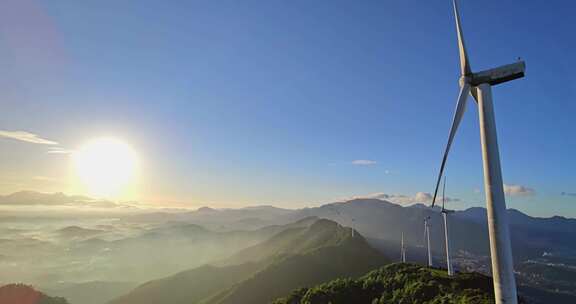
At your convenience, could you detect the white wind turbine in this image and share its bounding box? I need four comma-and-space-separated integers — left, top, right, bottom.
441, 177, 454, 276
424, 216, 432, 267
431, 1, 525, 303
401, 232, 407, 263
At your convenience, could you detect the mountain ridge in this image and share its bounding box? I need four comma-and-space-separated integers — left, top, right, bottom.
109, 218, 387, 304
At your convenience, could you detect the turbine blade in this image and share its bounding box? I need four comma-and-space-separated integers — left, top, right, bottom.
453, 0, 472, 76
431, 83, 470, 207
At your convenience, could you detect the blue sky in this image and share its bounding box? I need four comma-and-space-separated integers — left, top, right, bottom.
0, 0, 575, 216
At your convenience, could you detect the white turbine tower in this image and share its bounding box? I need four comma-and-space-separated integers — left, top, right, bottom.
441, 177, 454, 276
351, 217, 355, 238
424, 216, 432, 267
401, 232, 407, 263
431, 1, 525, 303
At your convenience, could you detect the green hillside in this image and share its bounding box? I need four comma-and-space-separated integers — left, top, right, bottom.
203, 237, 386, 304
110, 219, 388, 304
272, 263, 496, 304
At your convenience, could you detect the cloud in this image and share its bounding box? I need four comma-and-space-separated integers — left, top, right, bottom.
348, 191, 459, 206
415, 192, 433, 202
503, 184, 535, 197
351, 160, 377, 166
33, 176, 64, 184
47, 147, 74, 154
0, 130, 58, 145
0, 191, 138, 209
561, 192, 576, 197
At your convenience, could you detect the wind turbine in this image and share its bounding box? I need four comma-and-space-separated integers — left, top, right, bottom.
441, 177, 454, 276
401, 232, 407, 263
431, 1, 525, 302
351, 217, 355, 238
424, 216, 432, 267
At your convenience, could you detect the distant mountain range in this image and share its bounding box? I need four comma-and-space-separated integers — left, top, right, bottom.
2, 191, 576, 303
282, 199, 576, 261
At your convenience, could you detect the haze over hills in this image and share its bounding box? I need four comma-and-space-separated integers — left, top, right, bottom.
110, 218, 388, 304
43, 282, 138, 304
2, 191, 576, 303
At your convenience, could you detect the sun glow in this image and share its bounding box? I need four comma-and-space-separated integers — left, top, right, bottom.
73, 138, 138, 199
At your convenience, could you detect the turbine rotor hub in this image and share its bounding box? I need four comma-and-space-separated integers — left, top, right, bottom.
459, 76, 471, 87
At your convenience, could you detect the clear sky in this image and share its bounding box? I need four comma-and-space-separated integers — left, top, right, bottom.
0, 0, 574, 216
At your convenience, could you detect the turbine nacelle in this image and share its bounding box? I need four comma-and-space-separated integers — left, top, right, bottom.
469, 61, 526, 87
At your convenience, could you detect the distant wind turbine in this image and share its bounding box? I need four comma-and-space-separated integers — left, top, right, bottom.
401, 232, 407, 263
441, 177, 454, 276
430, 1, 525, 302
424, 216, 432, 267
351, 218, 355, 238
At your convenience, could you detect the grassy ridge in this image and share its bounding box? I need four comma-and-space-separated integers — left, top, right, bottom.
272, 263, 495, 304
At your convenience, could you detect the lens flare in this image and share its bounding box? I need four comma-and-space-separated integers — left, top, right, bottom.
73, 138, 138, 199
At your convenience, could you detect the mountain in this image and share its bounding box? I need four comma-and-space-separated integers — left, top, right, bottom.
285, 199, 490, 255
124, 204, 294, 230
55, 226, 106, 239
281, 199, 576, 302
202, 220, 387, 304
110, 218, 388, 304
285, 199, 576, 260
5, 194, 575, 303
0, 284, 69, 304
60, 219, 315, 283
455, 207, 576, 258
272, 263, 497, 304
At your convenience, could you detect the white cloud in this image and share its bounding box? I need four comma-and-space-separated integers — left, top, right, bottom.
47, 147, 74, 154
503, 184, 535, 197
351, 159, 377, 166
415, 192, 433, 202
33, 176, 63, 184
348, 191, 459, 206
0, 130, 58, 145
0, 191, 137, 209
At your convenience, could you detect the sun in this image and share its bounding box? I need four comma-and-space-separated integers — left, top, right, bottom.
73, 138, 138, 199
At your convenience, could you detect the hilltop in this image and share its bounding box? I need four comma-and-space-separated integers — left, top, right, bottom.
272, 263, 497, 304
0, 284, 69, 304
